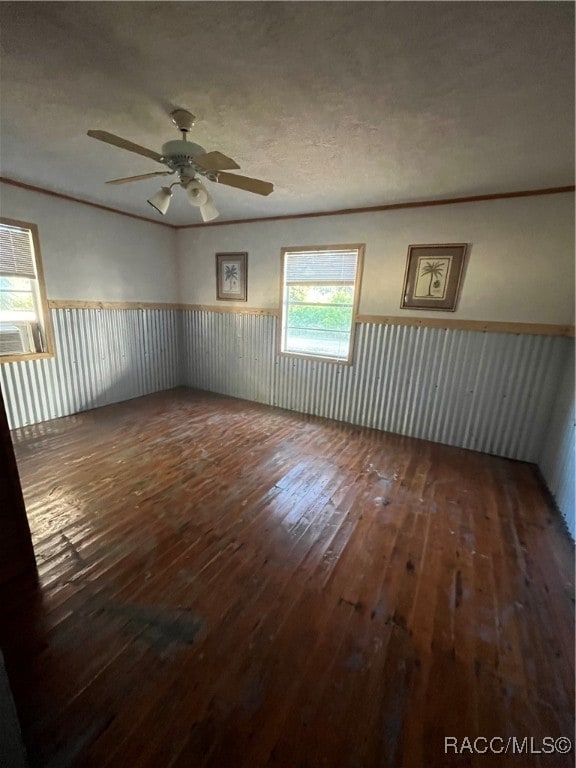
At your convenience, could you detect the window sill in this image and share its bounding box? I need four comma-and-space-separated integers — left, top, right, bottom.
278, 350, 353, 366
0, 351, 54, 364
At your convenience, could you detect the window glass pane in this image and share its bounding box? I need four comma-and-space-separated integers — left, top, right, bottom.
288, 285, 354, 304
287, 304, 353, 332
0, 290, 35, 313
285, 328, 350, 359
0, 275, 36, 322
0, 275, 33, 291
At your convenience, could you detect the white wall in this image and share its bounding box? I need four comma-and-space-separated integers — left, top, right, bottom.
1, 184, 178, 303
176, 192, 575, 325
3, 185, 571, 319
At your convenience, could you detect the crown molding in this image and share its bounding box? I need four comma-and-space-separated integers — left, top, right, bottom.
0, 177, 172, 228
175, 185, 576, 228
2, 177, 574, 230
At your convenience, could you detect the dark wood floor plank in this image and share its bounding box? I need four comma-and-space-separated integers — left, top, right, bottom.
1, 388, 573, 768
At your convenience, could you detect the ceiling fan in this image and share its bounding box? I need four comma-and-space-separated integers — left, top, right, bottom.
87, 109, 273, 222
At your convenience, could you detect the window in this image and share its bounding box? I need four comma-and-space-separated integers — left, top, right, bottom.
0, 218, 53, 361
280, 244, 364, 363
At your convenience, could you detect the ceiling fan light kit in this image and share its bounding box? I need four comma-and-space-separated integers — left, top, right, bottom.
185, 179, 210, 207
199, 199, 219, 223
147, 186, 173, 216
185, 178, 219, 221
87, 108, 273, 222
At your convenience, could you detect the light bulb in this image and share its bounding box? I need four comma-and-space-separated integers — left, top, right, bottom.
185, 180, 209, 207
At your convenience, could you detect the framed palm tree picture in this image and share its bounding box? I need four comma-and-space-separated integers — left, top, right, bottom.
401, 243, 467, 311
216, 252, 248, 301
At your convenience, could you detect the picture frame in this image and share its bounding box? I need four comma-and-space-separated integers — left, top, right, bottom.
216, 252, 248, 301
401, 243, 468, 311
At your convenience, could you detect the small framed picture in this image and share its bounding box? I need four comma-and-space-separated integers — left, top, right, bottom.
216, 252, 248, 301
401, 243, 468, 311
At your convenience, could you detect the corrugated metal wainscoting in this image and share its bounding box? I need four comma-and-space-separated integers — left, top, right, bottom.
182, 310, 276, 405
182, 310, 567, 463
0, 308, 182, 429
539, 339, 575, 537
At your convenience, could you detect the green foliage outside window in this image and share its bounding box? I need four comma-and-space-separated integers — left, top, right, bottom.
0, 276, 35, 314
287, 285, 353, 331
287, 304, 352, 331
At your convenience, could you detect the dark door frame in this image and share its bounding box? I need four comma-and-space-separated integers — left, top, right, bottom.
0, 386, 36, 584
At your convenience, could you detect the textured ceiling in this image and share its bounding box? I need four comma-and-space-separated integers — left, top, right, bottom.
0, 2, 574, 225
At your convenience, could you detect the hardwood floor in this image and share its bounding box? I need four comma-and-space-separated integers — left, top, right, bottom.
1, 388, 574, 768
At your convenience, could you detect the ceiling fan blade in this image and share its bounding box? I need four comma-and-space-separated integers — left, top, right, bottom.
87, 130, 164, 163
194, 151, 240, 171
105, 171, 173, 185
217, 172, 273, 196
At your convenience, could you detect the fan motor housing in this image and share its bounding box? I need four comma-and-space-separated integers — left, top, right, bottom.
161, 140, 207, 171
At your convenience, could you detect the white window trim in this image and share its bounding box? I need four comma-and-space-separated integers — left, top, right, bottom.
0, 217, 54, 364
278, 243, 365, 365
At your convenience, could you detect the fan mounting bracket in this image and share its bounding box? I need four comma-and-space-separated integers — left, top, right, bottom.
170, 109, 196, 133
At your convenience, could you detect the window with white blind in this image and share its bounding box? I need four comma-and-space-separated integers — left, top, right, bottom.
280, 244, 364, 363
0, 218, 53, 360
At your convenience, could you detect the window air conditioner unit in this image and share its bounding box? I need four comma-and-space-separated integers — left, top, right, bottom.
0, 322, 36, 355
